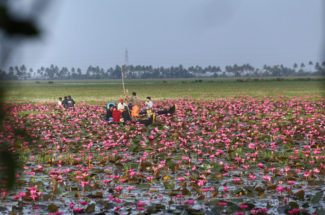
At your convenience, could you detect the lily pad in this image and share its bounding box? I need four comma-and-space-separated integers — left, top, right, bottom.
48, 203, 58, 212
311, 191, 323, 204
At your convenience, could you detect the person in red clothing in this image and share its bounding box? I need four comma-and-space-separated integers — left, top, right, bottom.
112, 106, 121, 123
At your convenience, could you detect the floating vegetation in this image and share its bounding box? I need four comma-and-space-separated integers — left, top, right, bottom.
0, 96, 324, 214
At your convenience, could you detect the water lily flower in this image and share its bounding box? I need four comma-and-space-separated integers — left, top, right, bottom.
239, 204, 248, 209
115, 186, 123, 191
249, 175, 256, 180
218, 202, 227, 206
187, 200, 194, 205
263, 175, 271, 181
276, 186, 285, 193
177, 177, 185, 182
73, 208, 83, 213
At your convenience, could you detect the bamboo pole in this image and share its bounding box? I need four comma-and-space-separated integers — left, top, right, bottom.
120, 63, 127, 98
120, 64, 132, 119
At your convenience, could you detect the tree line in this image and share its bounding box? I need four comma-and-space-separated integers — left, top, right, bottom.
0, 61, 324, 80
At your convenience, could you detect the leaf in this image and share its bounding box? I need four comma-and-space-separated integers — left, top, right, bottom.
311, 191, 323, 204
136, 183, 151, 189
267, 184, 277, 190
255, 186, 265, 193
212, 172, 223, 179
259, 193, 266, 199
315, 208, 325, 215
227, 204, 241, 214
197, 195, 205, 200
211, 207, 223, 215
288, 201, 299, 209
294, 190, 305, 200
180, 209, 189, 215
63, 191, 78, 198
244, 186, 254, 193
211, 191, 218, 198
182, 187, 191, 196
146, 204, 166, 214
85, 203, 95, 213
277, 205, 291, 214
163, 181, 175, 190
48, 204, 58, 212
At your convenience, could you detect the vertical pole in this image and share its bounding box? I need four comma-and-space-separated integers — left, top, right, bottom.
121, 64, 127, 98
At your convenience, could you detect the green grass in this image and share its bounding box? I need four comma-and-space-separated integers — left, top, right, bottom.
1, 78, 324, 103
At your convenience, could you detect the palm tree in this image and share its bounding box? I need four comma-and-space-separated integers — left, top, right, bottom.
29, 68, 33, 79
293, 63, 298, 69
300, 63, 305, 69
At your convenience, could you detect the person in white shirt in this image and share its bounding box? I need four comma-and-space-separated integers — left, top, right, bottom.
117, 99, 127, 112
145, 97, 153, 109
57, 97, 63, 106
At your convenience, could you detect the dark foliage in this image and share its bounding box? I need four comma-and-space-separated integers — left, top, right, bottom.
0, 1, 41, 191
1, 62, 324, 80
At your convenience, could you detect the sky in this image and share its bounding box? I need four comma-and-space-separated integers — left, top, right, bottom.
8, 0, 325, 70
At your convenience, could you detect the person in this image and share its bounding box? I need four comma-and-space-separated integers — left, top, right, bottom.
112, 106, 121, 123
106, 104, 114, 122
138, 113, 155, 126
117, 99, 127, 112
107, 102, 115, 110
131, 105, 139, 119
121, 107, 132, 124
129, 92, 139, 106
145, 97, 153, 110
129, 92, 139, 119
157, 104, 176, 115
62, 96, 69, 109
67, 95, 75, 108
58, 97, 63, 106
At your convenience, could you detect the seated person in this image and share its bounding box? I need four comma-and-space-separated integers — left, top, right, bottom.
106, 104, 114, 122
117, 99, 127, 112
138, 113, 155, 126
107, 102, 116, 110
67, 95, 75, 108
62, 96, 69, 109
112, 106, 121, 123
58, 97, 63, 106
128, 103, 133, 112
157, 104, 176, 115
145, 97, 153, 109
121, 108, 132, 124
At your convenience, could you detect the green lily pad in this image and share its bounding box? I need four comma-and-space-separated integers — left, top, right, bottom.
311, 191, 323, 204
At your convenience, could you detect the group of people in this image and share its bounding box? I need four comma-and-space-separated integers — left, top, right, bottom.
55, 92, 175, 126
103, 91, 176, 126
105, 92, 153, 124
57, 96, 75, 109
54, 91, 174, 126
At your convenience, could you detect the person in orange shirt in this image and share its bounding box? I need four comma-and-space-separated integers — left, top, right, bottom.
131, 104, 139, 119
129, 92, 140, 119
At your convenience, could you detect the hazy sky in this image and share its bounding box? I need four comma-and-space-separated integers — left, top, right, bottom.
10, 0, 324, 69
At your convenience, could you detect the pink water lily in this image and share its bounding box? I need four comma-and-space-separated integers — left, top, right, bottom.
0, 96, 323, 214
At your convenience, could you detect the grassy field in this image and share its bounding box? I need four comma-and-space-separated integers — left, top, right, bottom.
1, 78, 324, 103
